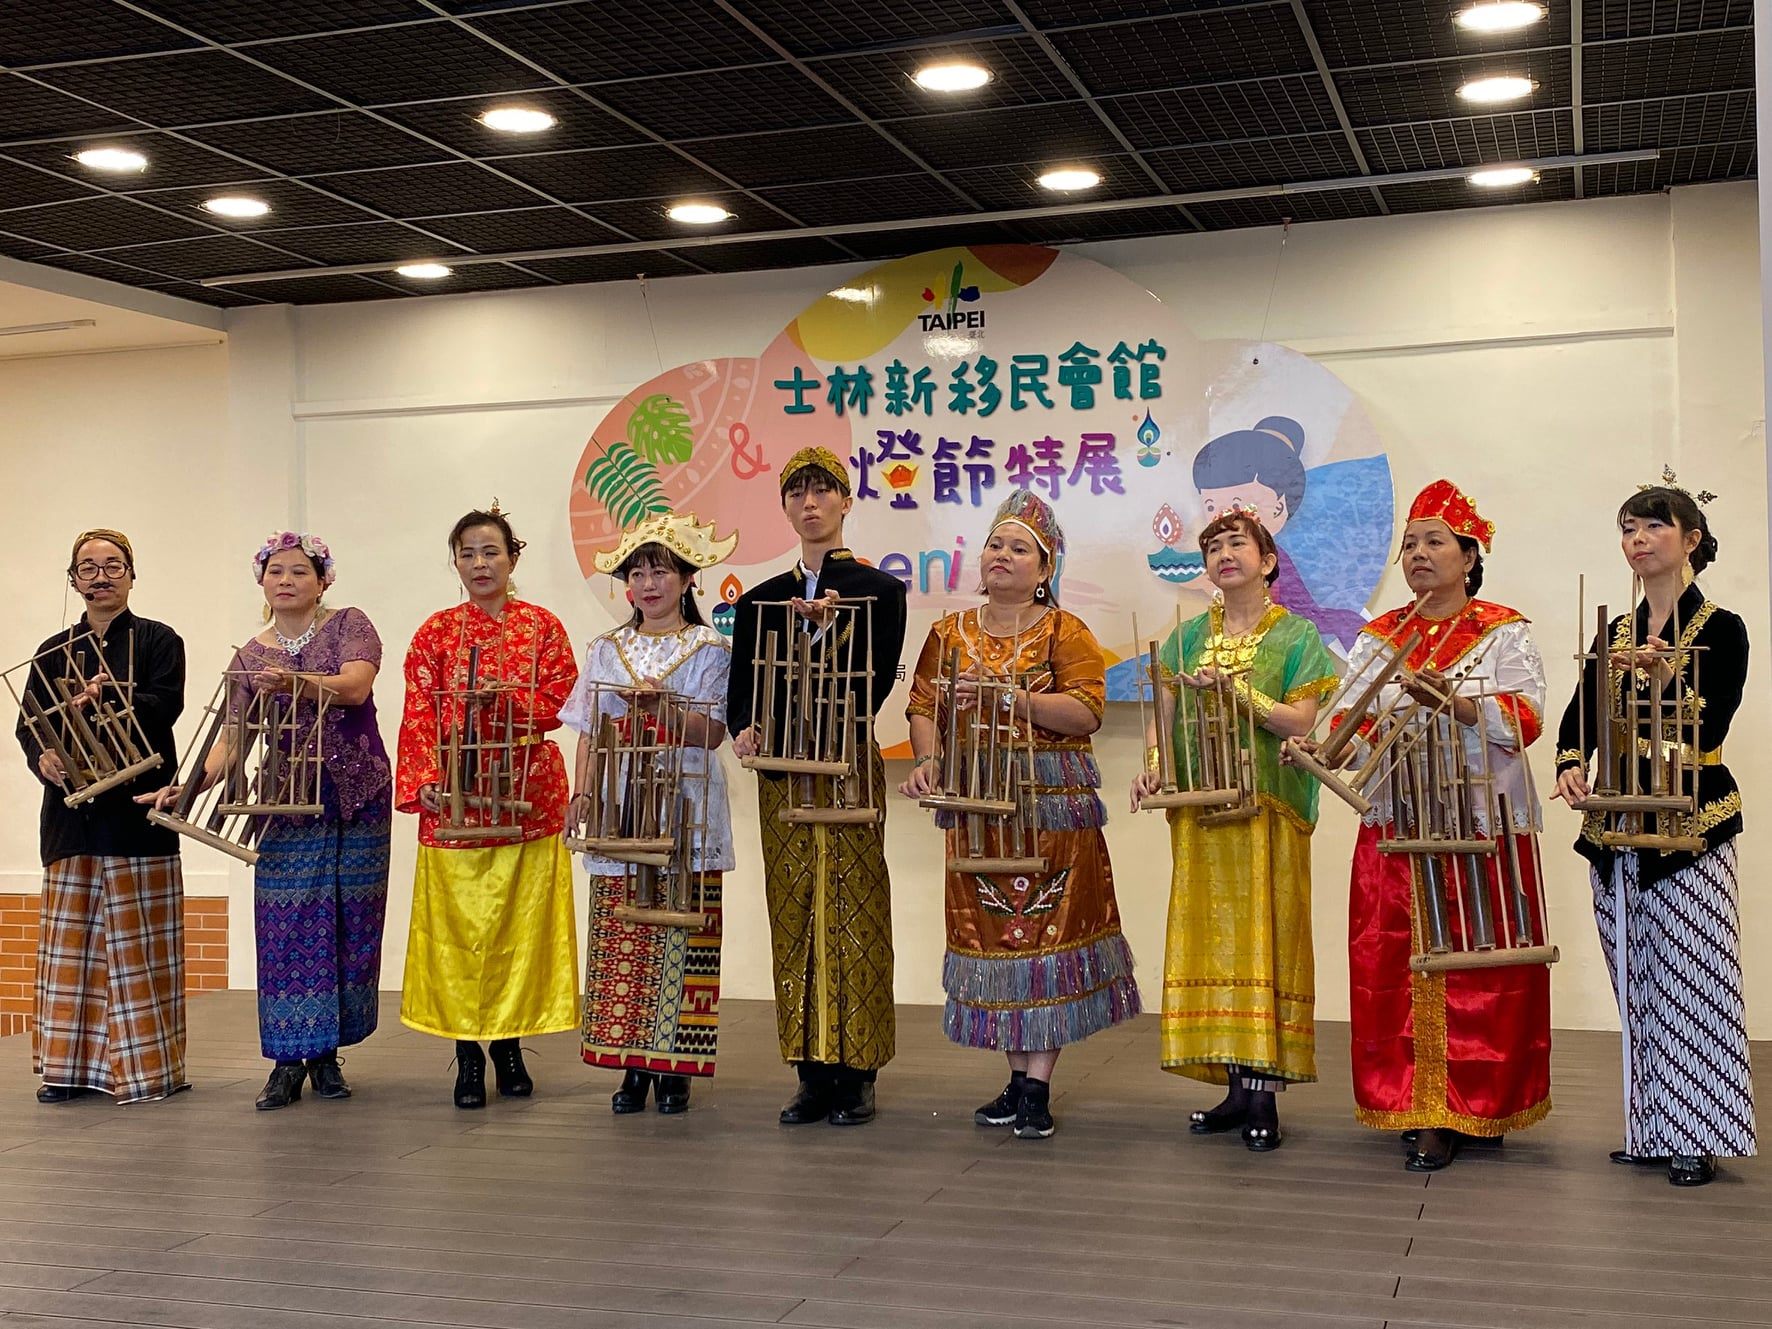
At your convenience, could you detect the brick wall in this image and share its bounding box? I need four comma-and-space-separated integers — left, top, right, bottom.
0, 891, 229, 1037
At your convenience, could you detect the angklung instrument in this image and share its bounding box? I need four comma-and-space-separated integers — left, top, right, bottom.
1130, 609, 1261, 825
916, 625, 1045, 875
6, 630, 162, 808
1573, 573, 1707, 854
739, 597, 881, 826
146, 665, 331, 866
431, 630, 540, 844
565, 682, 717, 929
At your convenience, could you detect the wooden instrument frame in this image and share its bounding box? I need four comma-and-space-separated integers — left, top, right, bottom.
146, 664, 333, 866
1129, 609, 1262, 826
6, 630, 163, 809
1571, 574, 1707, 854
565, 682, 718, 930
738, 597, 881, 827
431, 626, 540, 845
917, 633, 1046, 875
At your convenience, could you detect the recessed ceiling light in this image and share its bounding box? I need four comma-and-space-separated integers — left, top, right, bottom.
1457, 74, 1535, 104
912, 60, 992, 93
667, 202, 733, 224
1038, 167, 1101, 192
395, 262, 452, 279
202, 195, 270, 218
73, 146, 148, 173
1467, 165, 1538, 188
478, 106, 556, 134
1454, 2, 1545, 34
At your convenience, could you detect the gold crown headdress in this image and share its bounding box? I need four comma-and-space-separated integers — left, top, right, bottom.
1638, 465, 1717, 506
593, 511, 739, 574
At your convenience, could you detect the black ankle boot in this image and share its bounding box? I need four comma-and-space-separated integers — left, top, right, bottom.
1189, 1071, 1251, 1135
256, 1061, 306, 1111
612, 1068, 651, 1114
488, 1039, 533, 1098
453, 1041, 487, 1109
975, 1070, 1027, 1126
655, 1075, 691, 1114
1241, 1090, 1282, 1152
305, 1052, 350, 1100
1013, 1077, 1054, 1139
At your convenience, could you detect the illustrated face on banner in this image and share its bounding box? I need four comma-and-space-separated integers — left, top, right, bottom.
568, 245, 1396, 734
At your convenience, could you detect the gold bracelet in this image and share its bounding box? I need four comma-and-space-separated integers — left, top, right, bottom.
1144, 745, 1161, 774
1234, 678, 1276, 724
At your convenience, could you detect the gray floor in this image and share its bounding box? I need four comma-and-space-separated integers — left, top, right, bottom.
0, 993, 1765, 1329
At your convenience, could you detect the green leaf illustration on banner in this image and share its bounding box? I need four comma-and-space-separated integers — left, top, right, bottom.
584, 439, 670, 529
627, 393, 695, 465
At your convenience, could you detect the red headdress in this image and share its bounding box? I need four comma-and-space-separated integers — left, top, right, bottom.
1405, 478, 1494, 552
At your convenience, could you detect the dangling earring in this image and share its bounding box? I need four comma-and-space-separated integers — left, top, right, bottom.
1681, 561, 1695, 587
1034, 583, 1048, 601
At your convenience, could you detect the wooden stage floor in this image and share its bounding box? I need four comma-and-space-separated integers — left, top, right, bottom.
0, 993, 1766, 1329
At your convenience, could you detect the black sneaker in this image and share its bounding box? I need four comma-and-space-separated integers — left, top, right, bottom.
1013, 1077, 1054, 1139
974, 1073, 1025, 1127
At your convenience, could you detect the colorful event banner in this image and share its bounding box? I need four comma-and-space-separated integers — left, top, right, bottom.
569, 245, 1393, 744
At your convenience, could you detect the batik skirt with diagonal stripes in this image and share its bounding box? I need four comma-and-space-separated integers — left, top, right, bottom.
1593, 838, 1757, 1158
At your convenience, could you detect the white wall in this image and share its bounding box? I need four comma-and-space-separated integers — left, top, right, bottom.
5, 183, 1766, 1036
0, 341, 247, 960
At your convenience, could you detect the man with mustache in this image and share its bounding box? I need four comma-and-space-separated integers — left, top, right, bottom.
727, 448, 908, 1126
14, 529, 188, 1104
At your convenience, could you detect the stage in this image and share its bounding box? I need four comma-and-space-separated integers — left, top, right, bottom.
0, 994, 1766, 1329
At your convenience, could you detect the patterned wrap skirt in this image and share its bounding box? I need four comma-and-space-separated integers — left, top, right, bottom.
34, 854, 186, 1103
254, 800, 391, 1061
583, 872, 722, 1077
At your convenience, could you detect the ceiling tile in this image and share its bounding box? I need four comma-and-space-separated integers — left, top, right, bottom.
415, 206, 621, 252
305, 160, 550, 216
736, 0, 1014, 57
1192, 189, 1382, 229
0, 73, 148, 144
463, 3, 777, 82
222, 272, 408, 302
887, 101, 1123, 174
130, 177, 383, 230
1103, 76, 1339, 148
4, 131, 272, 192
1582, 29, 1753, 102
133, 0, 435, 43
1146, 133, 1361, 190
675, 236, 860, 274
1585, 0, 1750, 40
1585, 90, 1754, 151
0, 194, 217, 247
585, 193, 767, 240
33, 49, 339, 124
1359, 110, 1574, 173
945, 153, 1157, 208
1050, 9, 1313, 96
255, 219, 469, 264
684, 124, 925, 187
84, 232, 320, 278
0, 0, 197, 67
1305, 0, 1573, 68
493, 144, 733, 202
1335, 48, 1572, 127
757, 173, 973, 226
250, 23, 554, 106
521, 250, 698, 283
0, 157, 103, 210
382, 261, 553, 293
185, 110, 447, 175
380, 88, 647, 156
817, 35, 1079, 122
596, 65, 856, 140
1585, 140, 1755, 191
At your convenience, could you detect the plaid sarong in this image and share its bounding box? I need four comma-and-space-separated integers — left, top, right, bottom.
34, 854, 187, 1103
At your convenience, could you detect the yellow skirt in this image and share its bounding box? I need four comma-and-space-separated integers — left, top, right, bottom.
1160, 803, 1316, 1085
400, 837, 579, 1041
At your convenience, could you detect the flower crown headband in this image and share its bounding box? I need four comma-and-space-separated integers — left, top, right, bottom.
253, 531, 337, 586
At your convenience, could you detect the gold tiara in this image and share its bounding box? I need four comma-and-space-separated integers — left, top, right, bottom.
1639, 465, 1716, 506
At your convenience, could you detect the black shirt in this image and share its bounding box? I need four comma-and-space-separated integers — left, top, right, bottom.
1555, 583, 1746, 886
726, 549, 909, 763
14, 609, 186, 866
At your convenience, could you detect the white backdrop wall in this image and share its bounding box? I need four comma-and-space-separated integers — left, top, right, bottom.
4, 182, 1765, 1036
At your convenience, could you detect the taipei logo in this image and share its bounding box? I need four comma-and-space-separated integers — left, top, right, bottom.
919, 259, 984, 331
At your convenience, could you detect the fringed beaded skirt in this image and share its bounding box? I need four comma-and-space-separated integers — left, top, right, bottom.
940, 748, 1141, 1051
